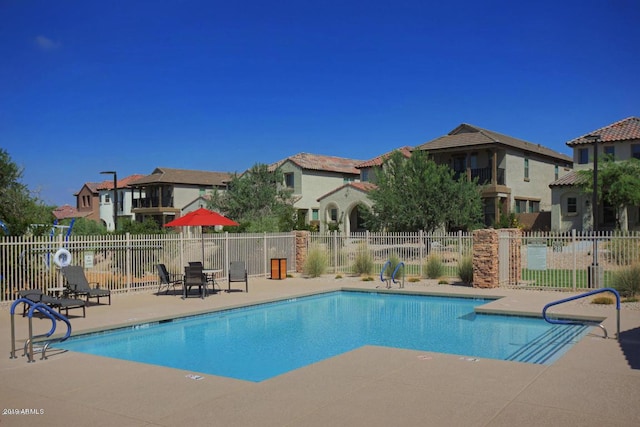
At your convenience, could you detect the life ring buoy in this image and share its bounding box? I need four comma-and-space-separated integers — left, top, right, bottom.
53, 248, 72, 268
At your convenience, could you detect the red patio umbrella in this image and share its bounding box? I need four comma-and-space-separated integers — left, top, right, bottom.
164, 208, 239, 263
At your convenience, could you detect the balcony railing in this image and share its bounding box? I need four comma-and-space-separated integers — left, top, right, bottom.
454, 167, 506, 185
132, 197, 175, 209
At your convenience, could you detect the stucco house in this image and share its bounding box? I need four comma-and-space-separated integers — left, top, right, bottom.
97, 174, 145, 231
74, 175, 146, 231
414, 124, 573, 228
129, 167, 233, 226
270, 153, 363, 229
316, 147, 412, 233
550, 117, 640, 232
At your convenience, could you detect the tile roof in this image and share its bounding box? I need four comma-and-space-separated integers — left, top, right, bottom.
85, 182, 101, 193
52, 204, 88, 219
414, 123, 572, 162
566, 117, 640, 146
97, 174, 146, 190
73, 182, 101, 196
130, 167, 233, 186
548, 170, 589, 187
317, 181, 377, 201
271, 153, 363, 174
356, 146, 412, 168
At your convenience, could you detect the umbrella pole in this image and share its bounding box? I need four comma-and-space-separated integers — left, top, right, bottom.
201, 226, 205, 265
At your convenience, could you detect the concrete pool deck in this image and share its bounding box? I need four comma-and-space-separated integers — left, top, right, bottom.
1, 276, 639, 426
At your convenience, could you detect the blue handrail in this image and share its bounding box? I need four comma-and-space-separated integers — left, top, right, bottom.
380, 260, 391, 283
392, 262, 405, 286
10, 298, 72, 362
27, 303, 72, 341
542, 288, 620, 340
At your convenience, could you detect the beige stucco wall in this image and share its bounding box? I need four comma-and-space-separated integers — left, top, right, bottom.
504, 149, 571, 213
550, 186, 590, 232
552, 138, 640, 231
173, 186, 215, 212
573, 139, 640, 169
279, 161, 359, 223
318, 186, 372, 233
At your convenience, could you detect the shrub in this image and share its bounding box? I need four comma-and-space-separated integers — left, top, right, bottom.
591, 296, 614, 305
361, 276, 374, 282
611, 263, 640, 298
352, 244, 374, 276
457, 255, 473, 284
303, 244, 328, 278
423, 254, 444, 279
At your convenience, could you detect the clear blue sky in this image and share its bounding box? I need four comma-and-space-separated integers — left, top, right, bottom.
1, 0, 638, 206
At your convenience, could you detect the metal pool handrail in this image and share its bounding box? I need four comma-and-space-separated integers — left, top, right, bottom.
392, 262, 405, 289
10, 298, 72, 362
542, 288, 620, 340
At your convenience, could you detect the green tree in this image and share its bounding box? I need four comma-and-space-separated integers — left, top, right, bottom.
578, 158, 640, 230
366, 150, 483, 232
209, 163, 296, 232
0, 149, 54, 235
119, 217, 163, 234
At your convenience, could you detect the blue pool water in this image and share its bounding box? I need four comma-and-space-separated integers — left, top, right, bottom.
58, 291, 590, 382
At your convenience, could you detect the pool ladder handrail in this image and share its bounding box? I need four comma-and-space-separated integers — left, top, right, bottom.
542, 288, 620, 340
392, 262, 405, 289
379, 261, 392, 288
378, 260, 405, 289
9, 298, 72, 362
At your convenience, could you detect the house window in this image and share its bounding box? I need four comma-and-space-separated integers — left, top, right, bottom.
343, 176, 355, 183
105, 193, 111, 203
284, 173, 294, 188
312, 209, 319, 221
554, 165, 559, 180
632, 144, 640, 159
529, 201, 540, 213
567, 197, 577, 214
361, 169, 369, 182
330, 208, 338, 222
524, 158, 529, 180
604, 145, 615, 160
515, 199, 527, 213
578, 148, 589, 164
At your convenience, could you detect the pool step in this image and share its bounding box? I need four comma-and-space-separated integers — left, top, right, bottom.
506, 324, 589, 364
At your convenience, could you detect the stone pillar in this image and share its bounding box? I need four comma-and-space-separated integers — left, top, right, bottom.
472, 229, 499, 288
472, 228, 522, 288
295, 231, 310, 273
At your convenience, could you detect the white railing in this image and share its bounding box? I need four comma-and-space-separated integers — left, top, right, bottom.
307, 230, 640, 290
0, 232, 295, 302
510, 230, 640, 291
308, 231, 473, 278
2, 230, 639, 302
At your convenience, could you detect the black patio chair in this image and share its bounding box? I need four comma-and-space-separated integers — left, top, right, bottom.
156, 264, 183, 295
227, 261, 248, 293
61, 265, 111, 305
183, 264, 207, 299
17, 289, 86, 317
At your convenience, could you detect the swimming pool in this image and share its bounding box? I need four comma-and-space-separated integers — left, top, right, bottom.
58, 291, 590, 382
